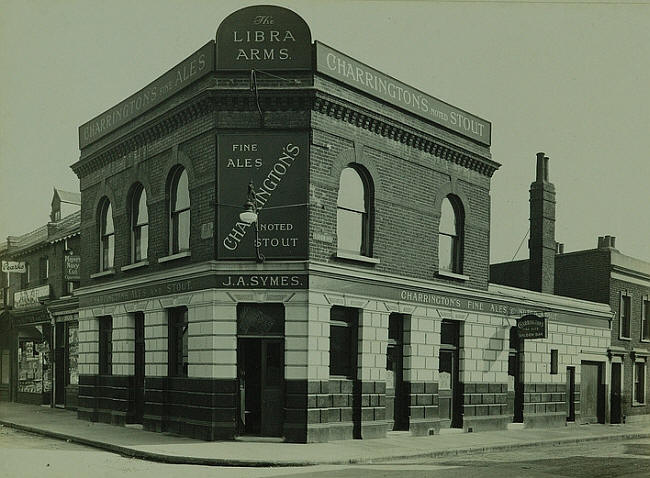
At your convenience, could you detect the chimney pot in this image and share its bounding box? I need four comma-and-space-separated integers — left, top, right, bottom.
598, 236, 605, 248
611, 236, 616, 248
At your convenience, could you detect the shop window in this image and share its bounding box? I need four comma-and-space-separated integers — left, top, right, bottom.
619, 292, 631, 340
98, 316, 112, 375
39, 257, 48, 284
550, 349, 558, 375
168, 307, 188, 377
438, 196, 464, 274
131, 184, 149, 263
642, 296, 649, 342
337, 166, 372, 256
0, 349, 9, 385
98, 199, 114, 271
329, 306, 358, 378
67, 323, 79, 385
168, 168, 190, 254
18, 338, 46, 393
633, 361, 646, 405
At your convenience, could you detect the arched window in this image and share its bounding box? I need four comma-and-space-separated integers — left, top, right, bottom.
169, 168, 190, 253
337, 166, 371, 256
438, 196, 463, 273
99, 199, 114, 270
131, 185, 148, 262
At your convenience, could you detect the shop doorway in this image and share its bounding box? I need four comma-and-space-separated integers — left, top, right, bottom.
237, 304, 285, 437
566, 366, 576, 422
386, 314, 408, 431
439, 320, 462, 428
610, 362, 622, 424
134, 312, 145, 423
510, 328, 524, 423
580, 361, 605, 424
54, 323, 65, 407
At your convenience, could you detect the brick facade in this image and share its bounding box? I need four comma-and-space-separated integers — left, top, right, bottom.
69, 6, 614, 444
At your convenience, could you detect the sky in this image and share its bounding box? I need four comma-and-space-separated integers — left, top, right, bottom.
1, 0, 649, 264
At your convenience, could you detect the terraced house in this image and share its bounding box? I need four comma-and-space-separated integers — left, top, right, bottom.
70, 5, 612, 443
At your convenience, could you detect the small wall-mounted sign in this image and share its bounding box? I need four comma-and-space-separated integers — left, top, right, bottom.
2, 260, 26, 273
64, 255, 81, 281
517, 314, 548, 339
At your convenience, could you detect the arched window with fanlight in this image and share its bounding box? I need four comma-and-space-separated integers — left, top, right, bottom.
99, 199, 114, 271
438, 196, 464, 273
337, 166, 372, 256
131, 184, 149, 263
169, 167, 190, 254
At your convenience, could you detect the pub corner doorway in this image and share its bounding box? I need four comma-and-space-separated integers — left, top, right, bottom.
237, 303, 285, 437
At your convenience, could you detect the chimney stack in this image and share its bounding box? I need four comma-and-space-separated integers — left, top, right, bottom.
529, 152, 556, 293
597, 235, 617, 249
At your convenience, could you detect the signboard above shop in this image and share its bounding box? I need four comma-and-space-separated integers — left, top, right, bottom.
14, 285, 50, 309
216, 5, 312, 70
78, 41, 215, 149
315, 42, 491, 146
64, 255, 81, 281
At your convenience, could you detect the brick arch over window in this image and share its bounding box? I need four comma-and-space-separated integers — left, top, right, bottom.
90, 185, 118, 223
432, 180, 472, 221
329, 147, 384, 198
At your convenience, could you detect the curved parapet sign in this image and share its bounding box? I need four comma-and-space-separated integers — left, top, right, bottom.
216, 5, 312, 71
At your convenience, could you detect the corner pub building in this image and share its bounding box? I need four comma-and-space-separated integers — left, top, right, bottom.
72, 6, 612, 443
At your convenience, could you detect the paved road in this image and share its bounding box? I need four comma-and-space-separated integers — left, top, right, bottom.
1, 425, 649, 478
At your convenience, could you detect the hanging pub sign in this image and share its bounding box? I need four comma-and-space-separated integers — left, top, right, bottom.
64, 255, 81, 281
517, 314, 548, 339
217, 132, 309, 260
216, 5, 312, 70
2, 260, 26, 273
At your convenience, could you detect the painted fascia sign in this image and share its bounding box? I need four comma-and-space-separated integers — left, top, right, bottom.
2, 261, 26, 274
517, 314, 548, 339
14, 285, 50, 309
315, 42, 491, 146
217, 132, 309, 260
216, 5, 312, 70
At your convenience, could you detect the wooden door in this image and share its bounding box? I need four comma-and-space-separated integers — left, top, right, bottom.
580, 361, 604, 424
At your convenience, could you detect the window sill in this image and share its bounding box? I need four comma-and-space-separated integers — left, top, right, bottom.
632, 402, 646, 407
436, 270, 470, 281
158, 251, 191, 263
120, 260, 149, 272
335, 251, 380, 264
90, 269, 115, 279
618, 336, 632, 341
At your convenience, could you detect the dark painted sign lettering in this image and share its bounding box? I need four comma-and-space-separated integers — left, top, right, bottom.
79, 41, 215, 148
217, 132, 309, 260
79, 274, 308, 307
315, 42, 491, 146
216, 5, 312, 70
517, 314, 548, 339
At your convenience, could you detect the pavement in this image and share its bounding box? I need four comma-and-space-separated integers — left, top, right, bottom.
1, 402, 649, 467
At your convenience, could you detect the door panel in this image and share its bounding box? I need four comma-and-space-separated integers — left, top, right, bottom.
238, 338, 284, 436
134, 313, 145, 423
580, 361, 602, 424
261, 340, 284, 436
